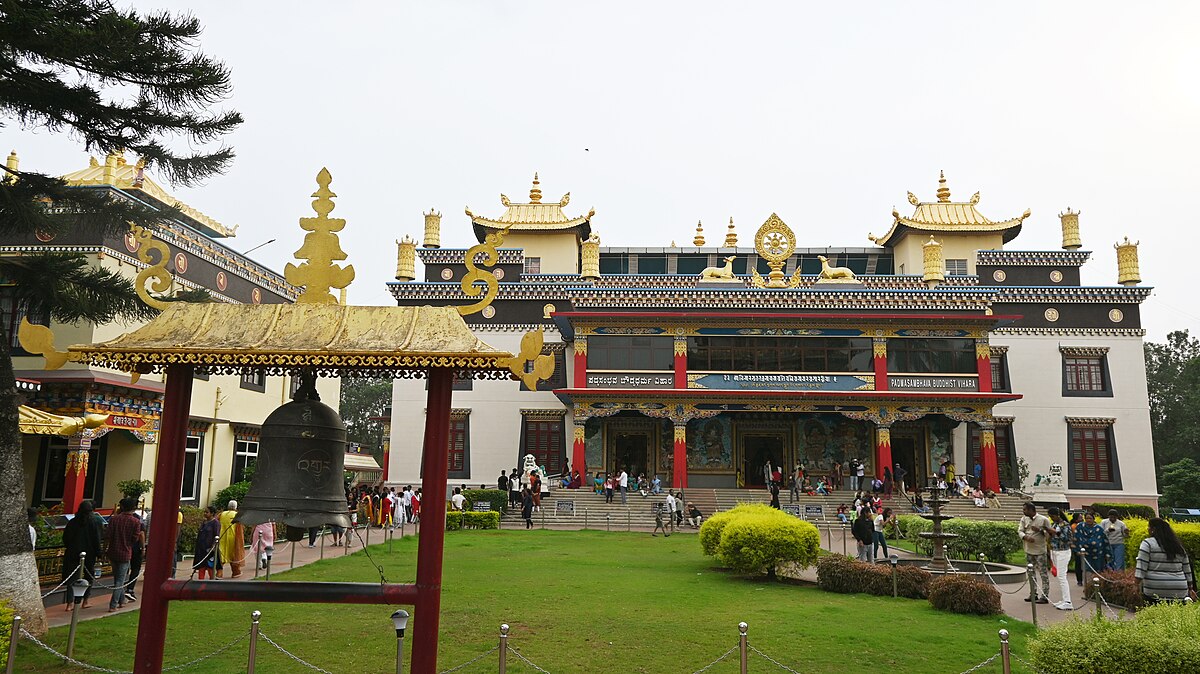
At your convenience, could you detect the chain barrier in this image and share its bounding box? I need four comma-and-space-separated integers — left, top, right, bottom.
956, 652, 999, 674
979, 563, 1031, 595
507, 645, 553, 674
1080, 558, 1126, 620
19, 627, 133, 673
1011, 652, 1052, 674
259, 631, 335, 673
689, 645, 738, 674
436, 644, 498, 674
40, 562, 82, 598
748, 645, 803, 673
161, 631, 250, 671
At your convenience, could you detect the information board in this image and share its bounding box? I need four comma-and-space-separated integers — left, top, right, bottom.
780, 504, 802, 517
556, 500, 575, 516
804, 505, 825, 521
472, 501, 493, 512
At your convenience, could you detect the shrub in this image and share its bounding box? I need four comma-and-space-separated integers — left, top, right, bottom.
462, 489, 507, 513
212, 481, 251, 509
716, 509, 820, 579
927, 574, 1001, 615
0, 599, 11, 671
462, 511, 500, 529
445, 511, 462, 531
1082, 569, 1145, 610
1123, 518, 1200, 582
177, 505, 206, 556
896, 515, 1020, 562
1091, 502, 1156, 520
815, 554, 931, 599
698, 510, 735, 557
117, 479, 153, 499
1029, 602, 1200, 673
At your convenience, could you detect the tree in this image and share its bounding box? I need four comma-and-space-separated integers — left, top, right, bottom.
1144, 330, 1200, 469
0, 2, 240, 634
1159, 459, 1200, 511
339, 377, 392, 463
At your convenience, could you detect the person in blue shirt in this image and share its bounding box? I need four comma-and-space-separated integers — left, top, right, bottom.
650, 475, 662, 495
1074, 511, 1113, 578
973, 461, 983, 487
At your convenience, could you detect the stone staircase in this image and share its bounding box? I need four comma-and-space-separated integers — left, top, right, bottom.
498, 487, 1028, 530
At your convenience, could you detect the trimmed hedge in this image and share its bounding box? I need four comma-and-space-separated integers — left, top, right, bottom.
446, 511, 462, 531
816, 554, 931, 599
896, 515, 1020, 562
177, 505, 206, 556
463, 489, 507, 513
927, 574, 1001, 615
700, 504, 820, 579
698, 510, 735, 557
211, 481, 251, 509
1123, 518, 1200, 581
1029, 602, 1200, 673
1082, 569, 1145, 610
462, 511, 500, 529
1091, 502, 1156, 520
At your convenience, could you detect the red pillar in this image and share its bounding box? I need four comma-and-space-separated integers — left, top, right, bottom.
674, 337, 687, 389
572, 422, 587, 488
980, 426, 1000, 493
976, 341, 992, 392
573, 338, 587, 388
875, 425, 893, 483
672, 422, 687, 488
412, 367, 453, 674
873, 338, 888, 391
133, 365, 194, 674
61, 435, 92, 514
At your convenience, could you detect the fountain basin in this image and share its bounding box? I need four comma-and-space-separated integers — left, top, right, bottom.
878, 557, 1027, 582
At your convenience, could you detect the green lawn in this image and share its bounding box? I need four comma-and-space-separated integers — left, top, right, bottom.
16, 530, 1035, 673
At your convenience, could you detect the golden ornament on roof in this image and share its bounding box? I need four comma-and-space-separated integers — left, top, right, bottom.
285, 168, 356, 304
456, 224, 511, 316
752, 213, 796, 288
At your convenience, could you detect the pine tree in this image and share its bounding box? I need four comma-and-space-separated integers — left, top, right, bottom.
0, 0, 241, 634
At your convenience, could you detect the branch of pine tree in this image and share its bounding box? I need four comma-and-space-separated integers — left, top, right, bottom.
0, 170, 181, 238
0, 253, 158, 325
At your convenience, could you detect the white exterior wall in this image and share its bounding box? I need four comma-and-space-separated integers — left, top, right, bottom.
387, 328, 567, 487
995, 332, 1156, 507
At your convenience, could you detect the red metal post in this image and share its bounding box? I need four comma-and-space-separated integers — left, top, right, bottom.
673, 337, 687, 389
572, 422, 587, 488
61, 435, 91, 514
977, 342, 993, 393
133, 364, 194, 674
412, 367, 453, 674
873, 338, 888, 391
980, 426, 1001, 493
160, 579, 419, 604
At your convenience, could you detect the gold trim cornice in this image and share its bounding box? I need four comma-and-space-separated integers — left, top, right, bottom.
1064, 416, 1116, 428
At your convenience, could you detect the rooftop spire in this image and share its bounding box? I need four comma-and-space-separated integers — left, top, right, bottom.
529, 172, 542, 203
936, 170, 951, 203
724, 216, 738, 247
693, 220, 706, 246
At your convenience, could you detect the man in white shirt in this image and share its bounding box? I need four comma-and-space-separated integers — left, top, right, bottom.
665, 490, 677, 533
450, 487, 466, 511
400, 486, 414, 525
618, 469, 629, 504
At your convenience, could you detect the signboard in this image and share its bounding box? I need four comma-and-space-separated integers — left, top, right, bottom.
804, 505, 825, 521
888, 376, 978, 392
781, 504, 803, 517
106, 415, 147, 429
555, 500, 575, 516
472, 501, 493, 512
688, 373, 873, 392
586, 373, 674, 389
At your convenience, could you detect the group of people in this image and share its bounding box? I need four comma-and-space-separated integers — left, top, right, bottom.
1020, 503, 1197, 609
650, 489, 703, 536
592, 469, 665, 504
59, 497, 146, 613
849, 503, 896, 563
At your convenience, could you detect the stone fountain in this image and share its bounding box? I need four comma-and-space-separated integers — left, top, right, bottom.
917, 486, 958, 572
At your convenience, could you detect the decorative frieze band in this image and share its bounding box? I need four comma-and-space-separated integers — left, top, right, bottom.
1059, 345, 1111, 357
1064, 416, 1116, 428
992, 327, 1145, 337
976, 250, 1092, 267
521, 408, 567, 420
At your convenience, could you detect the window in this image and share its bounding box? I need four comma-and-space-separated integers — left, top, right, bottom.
599, 253, 629, 275
687, 336, 873, 373
676, 255, 708, 275
240, 370, 266, 392
520, 350, 567, 391
969, 424, 1015, 486
0, 293, 49, 351
232, 439, 259, 484
523, 257, 541, 275
637, 255, 667, 274
521, 415, 565, 475
587, 335, 673, 371
1067, 421, 1121, 489
448, 414, 469, 478
181, 434, 203, 501
1063, 354, 1110, 396
945, 259, 969, 275
886, 338, 976, 373
990, 352, 1010, 392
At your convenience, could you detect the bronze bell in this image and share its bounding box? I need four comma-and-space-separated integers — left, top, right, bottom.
235, 371, 350, 533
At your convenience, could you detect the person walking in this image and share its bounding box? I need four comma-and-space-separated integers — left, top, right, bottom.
1047, 507, 1075, 610
665, 490, 678, 534
855, 460, 865, 492
1134, 517, 1198, 604
790, 465, 802, 503
1100, 509, 1130, 570
769, 483, 781, 509
105, 497, 142, 613
652, 504, 670, 537
509, 472, 521, 508
252, 521, 275, 570
61, 499, 102, 610
893, 463, 907, 497
194, 506, 220, 580
873, 508, 893, 559
218, 500, 245, 576
520, 487, 534, 529
497, 470, 508, 493
618, 468, 629, 505
852, 508, 874, 563
1018, 502, 1051, 605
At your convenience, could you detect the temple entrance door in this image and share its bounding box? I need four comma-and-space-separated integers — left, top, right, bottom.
892, 438, 918, 494
611, 431, 650, 479
742, 434, 785, 488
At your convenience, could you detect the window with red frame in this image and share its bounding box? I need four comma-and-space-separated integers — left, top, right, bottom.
1070, 424, 1113, 483
522, 417, 564, 475
1064, 356, 1105, 393
448, 416, 468, 473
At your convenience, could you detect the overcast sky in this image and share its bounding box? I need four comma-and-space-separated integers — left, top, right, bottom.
7, 2, 1198, 340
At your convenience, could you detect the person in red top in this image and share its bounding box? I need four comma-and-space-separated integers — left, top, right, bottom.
105, 498, 143, 612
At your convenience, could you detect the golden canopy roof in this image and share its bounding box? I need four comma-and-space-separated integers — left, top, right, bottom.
467, 173, 594, 241
870, 171, 1030, 247
39, 303, 513, 377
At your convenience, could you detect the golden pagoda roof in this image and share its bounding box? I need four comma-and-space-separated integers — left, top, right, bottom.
869, 171, 1030, 247
467, 173, 593, 241
58, 303, 513, 376
61, 152, 236, 238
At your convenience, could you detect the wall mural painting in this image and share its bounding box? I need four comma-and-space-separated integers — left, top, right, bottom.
928, 420, 953, 474
658, 420, 673, 476
797, 414, 871, 474
686, 416, 733, 471
584, 419, 603, 473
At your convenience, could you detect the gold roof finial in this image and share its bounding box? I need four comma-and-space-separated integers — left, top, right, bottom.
936, 170, 951, 203
724, 217, 738, 247
529, 172, 542, 203
285, 168, 356, 304
693, 220, 706, 247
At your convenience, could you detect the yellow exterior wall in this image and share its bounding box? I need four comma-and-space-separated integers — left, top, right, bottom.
503, 232, 580, 274
891, 232, 1006, 275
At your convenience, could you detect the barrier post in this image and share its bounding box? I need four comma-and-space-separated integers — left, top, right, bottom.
738, 622, 748, 674
1093, 577, 1102, 620
320, 527, 326, 560
889, 554, 899, 598
498, 623, 509, 674
998, 629, 1011, 674
1027, 563, 1038, 628
5, 615, 20, 674
841, 523, 847, 556
247, 610, 261, 674
978, 552, 986, 576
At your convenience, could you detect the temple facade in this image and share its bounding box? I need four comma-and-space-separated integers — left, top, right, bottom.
386, 173, 1156, 509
